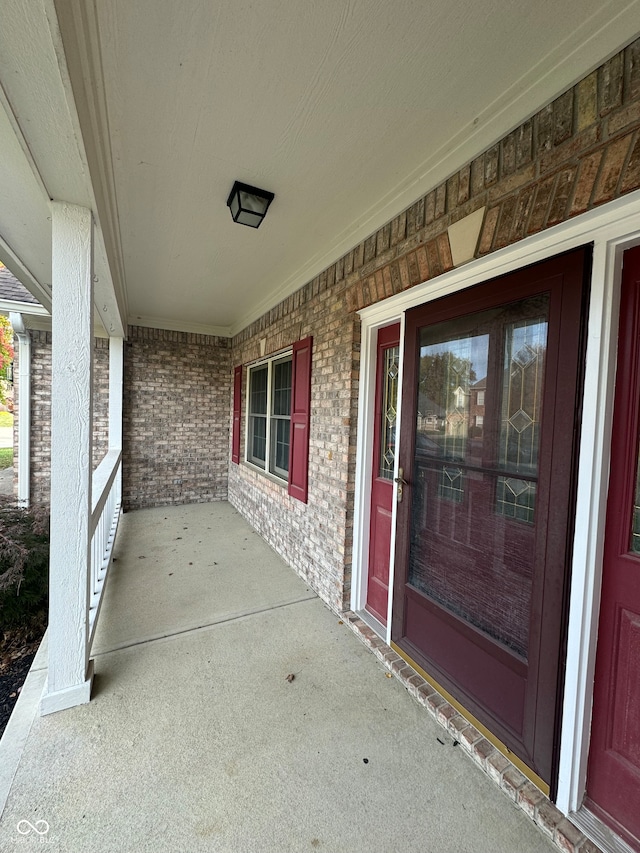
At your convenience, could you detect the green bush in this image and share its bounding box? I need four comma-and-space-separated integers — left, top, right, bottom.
0, 498, 49, 629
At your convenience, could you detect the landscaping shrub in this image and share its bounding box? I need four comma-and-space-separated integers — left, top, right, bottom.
0, 498, 49, 629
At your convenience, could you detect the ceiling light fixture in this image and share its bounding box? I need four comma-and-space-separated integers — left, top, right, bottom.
226, 181, 275, 228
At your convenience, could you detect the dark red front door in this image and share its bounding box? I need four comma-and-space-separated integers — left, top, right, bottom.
586, 245, 640, 850
392, 248, 589, 785
366, 323, 400, 625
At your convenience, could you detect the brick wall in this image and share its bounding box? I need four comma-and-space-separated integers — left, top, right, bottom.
229, 299, 359, 612
228, 37, 640, 612
122, 326, 231, 511
12, 331, 110, 506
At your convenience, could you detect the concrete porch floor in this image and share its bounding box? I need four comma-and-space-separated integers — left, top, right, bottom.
0, 502, 557, 853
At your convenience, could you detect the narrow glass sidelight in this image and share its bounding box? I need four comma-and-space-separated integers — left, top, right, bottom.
379, 345, 400, 479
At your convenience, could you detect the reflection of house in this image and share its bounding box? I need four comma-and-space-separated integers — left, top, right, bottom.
470, 377, 486, 432
417, 393, 445, 431
1, 8, 640, 851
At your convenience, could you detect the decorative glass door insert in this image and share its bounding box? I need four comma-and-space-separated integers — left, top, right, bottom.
409, 295, 548, 656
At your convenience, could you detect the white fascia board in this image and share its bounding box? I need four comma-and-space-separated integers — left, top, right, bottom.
0, 300, 48, 317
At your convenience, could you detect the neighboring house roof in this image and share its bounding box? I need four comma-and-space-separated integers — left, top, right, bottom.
0, 263, 42, 306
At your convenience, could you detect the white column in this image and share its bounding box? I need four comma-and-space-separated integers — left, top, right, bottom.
9, 313, 30, 507
41, 202, 95, 716
109, 336, 124, 502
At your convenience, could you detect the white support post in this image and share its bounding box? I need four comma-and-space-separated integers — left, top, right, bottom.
108, 336, 123, 502
41, 202, 95, 716
9, 313, 30, 507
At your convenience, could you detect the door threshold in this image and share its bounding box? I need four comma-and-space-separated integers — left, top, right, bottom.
358, 609, 386, 641
570, 806, 637, 853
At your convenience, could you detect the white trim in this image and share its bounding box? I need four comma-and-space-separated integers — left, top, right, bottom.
130, 313, 230, 339
1, 300, 48, 316
9, 313, 31, 506
570, 806, 638, 853
40, 661, 94, 716
43, 201, 95, 713
352, 190, 640, 824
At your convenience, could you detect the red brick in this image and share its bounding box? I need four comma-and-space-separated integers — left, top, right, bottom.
389, 261, 403, 294
621, 133, 640, 194
536, 801, 564, 837
416, 245, 430, 281
494, 196, 518, 248
485, 144, 499, 185
471, 155, 485, 196
511, 186, 536, 240
539, 125, 600, 175
608, 100, 640, 135
478, 206, 500, 254
501, 766, 526, 801
407, 251, 422, 287
472, 737, 495, 767
502, 131, 516, 176
548, 166, 577, 226
517, 782, 546, 819
424, 190, 436, 225
592, 133, 633, 204
535, 103, 554, 153
376, 223, 391, 255
436, 233, 454, 271
527, 176, 556, 234
555, 818, 586, 853
398, 255, 411, 290
435, 183, 447, 219
516, 120, 533, 168
447, 173, 460, 213
570, 150, 604, 215
426, 239, 442, 278
391, 212, 407, 246
458, 164, 471, 204
486, 751, 510, 783
600, 51, 624, 115
554, 89, 574, 145
436, 702, 457, 728
627, 39, 640, 102
577, 72, 598, 131
382, 265, 394, 298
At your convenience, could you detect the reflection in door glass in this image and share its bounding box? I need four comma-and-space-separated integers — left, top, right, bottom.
409, 294, 550, 656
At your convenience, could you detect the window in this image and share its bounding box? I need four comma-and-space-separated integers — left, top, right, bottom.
247, 354, 292, 479
232, 336, 312, 503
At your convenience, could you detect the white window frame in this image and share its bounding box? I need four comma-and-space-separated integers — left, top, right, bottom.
245, 350, 293, 483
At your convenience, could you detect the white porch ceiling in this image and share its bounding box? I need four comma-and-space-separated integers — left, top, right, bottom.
1, 0, 639, 337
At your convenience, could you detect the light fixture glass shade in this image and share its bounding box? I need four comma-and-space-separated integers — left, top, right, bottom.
226, 181, 275, 228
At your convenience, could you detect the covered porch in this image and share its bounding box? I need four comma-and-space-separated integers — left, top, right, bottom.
0, 502, 557, 853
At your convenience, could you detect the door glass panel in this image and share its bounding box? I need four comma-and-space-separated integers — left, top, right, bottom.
379, 345, 400, 479
409, 294, 549, 657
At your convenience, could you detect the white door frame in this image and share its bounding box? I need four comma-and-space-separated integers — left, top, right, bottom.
351, 190, 640, 815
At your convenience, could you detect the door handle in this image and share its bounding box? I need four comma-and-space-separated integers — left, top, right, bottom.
394, 467, 408, 503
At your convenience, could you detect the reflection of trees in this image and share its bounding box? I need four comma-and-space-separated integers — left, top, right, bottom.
419, 352, 477, 412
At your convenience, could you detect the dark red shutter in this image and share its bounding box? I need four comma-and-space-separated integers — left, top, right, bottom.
288, 336, 312, 503
232, 364, 242, 464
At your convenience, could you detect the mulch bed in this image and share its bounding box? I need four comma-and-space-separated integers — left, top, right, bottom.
0, 621, 46, 739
